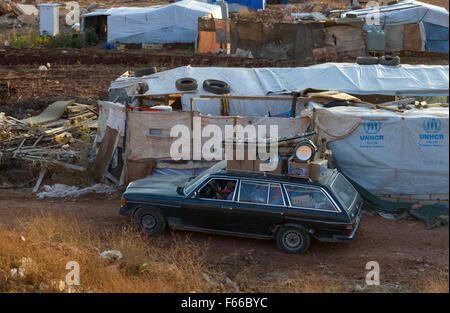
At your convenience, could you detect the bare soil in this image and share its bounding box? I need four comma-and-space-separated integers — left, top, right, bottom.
0, 190, 448, 292
1, 47, 448, 117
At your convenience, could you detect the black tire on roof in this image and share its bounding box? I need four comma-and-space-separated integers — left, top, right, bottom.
356, 56, 379, 65
379, 55, 401, 66
203, 79, 230, 95
176, 78, 198, 91
135, 67, 157, 77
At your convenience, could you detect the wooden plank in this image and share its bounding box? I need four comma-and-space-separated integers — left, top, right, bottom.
92, 126, 119, 180
32, 169, 47, 193
199, 95, 305, 101
104, 171, 119, 185
13, 138, 26, 158
403, 24, 422, 51
127, 111, 192, 160
325, 25, 365, 55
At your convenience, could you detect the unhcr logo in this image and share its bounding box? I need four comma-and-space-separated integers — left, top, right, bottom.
420, 118, 444, 143
423, 118, 441, 133
360, 120, 384, 144
363, 120, 382, 134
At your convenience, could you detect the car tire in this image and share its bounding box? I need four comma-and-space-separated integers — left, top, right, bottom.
356, 56, 379, 65
379, 55, 400, 66
203, 79, 230, 94
176, 78, 198, 91
133, 207, 166, 236
276, 227, 311, 254
135, 67, 157, 77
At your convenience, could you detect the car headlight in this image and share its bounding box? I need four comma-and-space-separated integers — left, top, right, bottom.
294, 140, 316, 162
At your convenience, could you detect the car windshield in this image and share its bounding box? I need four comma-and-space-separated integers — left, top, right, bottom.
183, 161, 226, 195
330, 173, 357, 210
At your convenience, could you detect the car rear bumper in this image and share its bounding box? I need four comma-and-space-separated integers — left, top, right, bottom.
315, 212, 362, 242
333, 211, 362, 241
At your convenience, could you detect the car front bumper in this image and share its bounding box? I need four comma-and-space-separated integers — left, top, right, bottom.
119, 205, 133, 217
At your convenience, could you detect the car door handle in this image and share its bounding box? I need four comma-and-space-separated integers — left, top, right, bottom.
221, 206, 233, 211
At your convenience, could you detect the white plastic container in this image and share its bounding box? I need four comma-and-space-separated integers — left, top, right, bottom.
38, 3, 60, 36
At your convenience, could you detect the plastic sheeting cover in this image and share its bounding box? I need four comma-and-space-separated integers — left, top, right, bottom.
342, 0, 449, 28
326, 105, 449, 195
133, 64, 449, 97
101, 0, 222, 43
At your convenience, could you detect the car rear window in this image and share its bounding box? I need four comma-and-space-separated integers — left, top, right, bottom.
330, 174, 357, 210
284, 185, 336, 211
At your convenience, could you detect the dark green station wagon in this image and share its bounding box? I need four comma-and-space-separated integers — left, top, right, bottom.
120, 161, 363, 254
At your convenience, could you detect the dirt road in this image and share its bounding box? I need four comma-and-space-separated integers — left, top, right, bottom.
0, 190, 448, 292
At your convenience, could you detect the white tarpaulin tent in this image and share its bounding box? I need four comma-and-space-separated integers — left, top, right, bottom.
342, 0, 448, 28
109, 63, 449, 116
341, 0, 449, 52
82, 0, 222, 44
315, 104, 449, 195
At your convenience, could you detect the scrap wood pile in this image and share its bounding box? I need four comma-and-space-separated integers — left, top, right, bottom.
0, 99, 98, 189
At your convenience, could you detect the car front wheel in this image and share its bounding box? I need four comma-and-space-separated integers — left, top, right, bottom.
276, 227, 311, 254
133, 208, 166, 236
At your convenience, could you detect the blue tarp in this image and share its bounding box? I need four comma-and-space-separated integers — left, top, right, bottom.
212, 0, 265, 11
423, 22, 449, 53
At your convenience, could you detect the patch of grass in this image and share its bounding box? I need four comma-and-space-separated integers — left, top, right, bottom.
0, 212, 216, 293
417, 272, 449, 293
3, 27, 99, 49
1, 212, 443, 293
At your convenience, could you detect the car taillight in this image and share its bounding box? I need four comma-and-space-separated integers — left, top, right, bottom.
343, 225, 353, 236
121, 196, 126, 206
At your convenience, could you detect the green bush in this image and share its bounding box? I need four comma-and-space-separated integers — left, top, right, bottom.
84, 28, 99, 46
14, 36, 28, 47
47, 29, 99, 49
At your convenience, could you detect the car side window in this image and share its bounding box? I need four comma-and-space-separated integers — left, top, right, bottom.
269, 184, 284, 205
197, 178, 237, 201
239, 181, 269, 204
284, 185, 335, 211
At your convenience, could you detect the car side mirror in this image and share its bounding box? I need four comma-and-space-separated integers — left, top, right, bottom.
193, 191, 199, 199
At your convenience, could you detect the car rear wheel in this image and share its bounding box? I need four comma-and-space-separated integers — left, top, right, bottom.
134, 208, 166, 236
276, 227, 311, 254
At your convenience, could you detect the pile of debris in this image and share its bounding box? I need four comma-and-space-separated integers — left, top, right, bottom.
232, 2, 340, 26
0, 0, 39, 27
0, 100, 98, 190
232, 5, 295, 25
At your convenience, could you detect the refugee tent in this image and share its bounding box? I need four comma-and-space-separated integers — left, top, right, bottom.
342, 0, 449, 53
109, 63, 449, 117
308, 103, 449, 195
211, 0, 265, 11
81, 0, 222, 44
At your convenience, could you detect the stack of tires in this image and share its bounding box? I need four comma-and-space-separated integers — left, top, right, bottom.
356, 55, 401, 66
